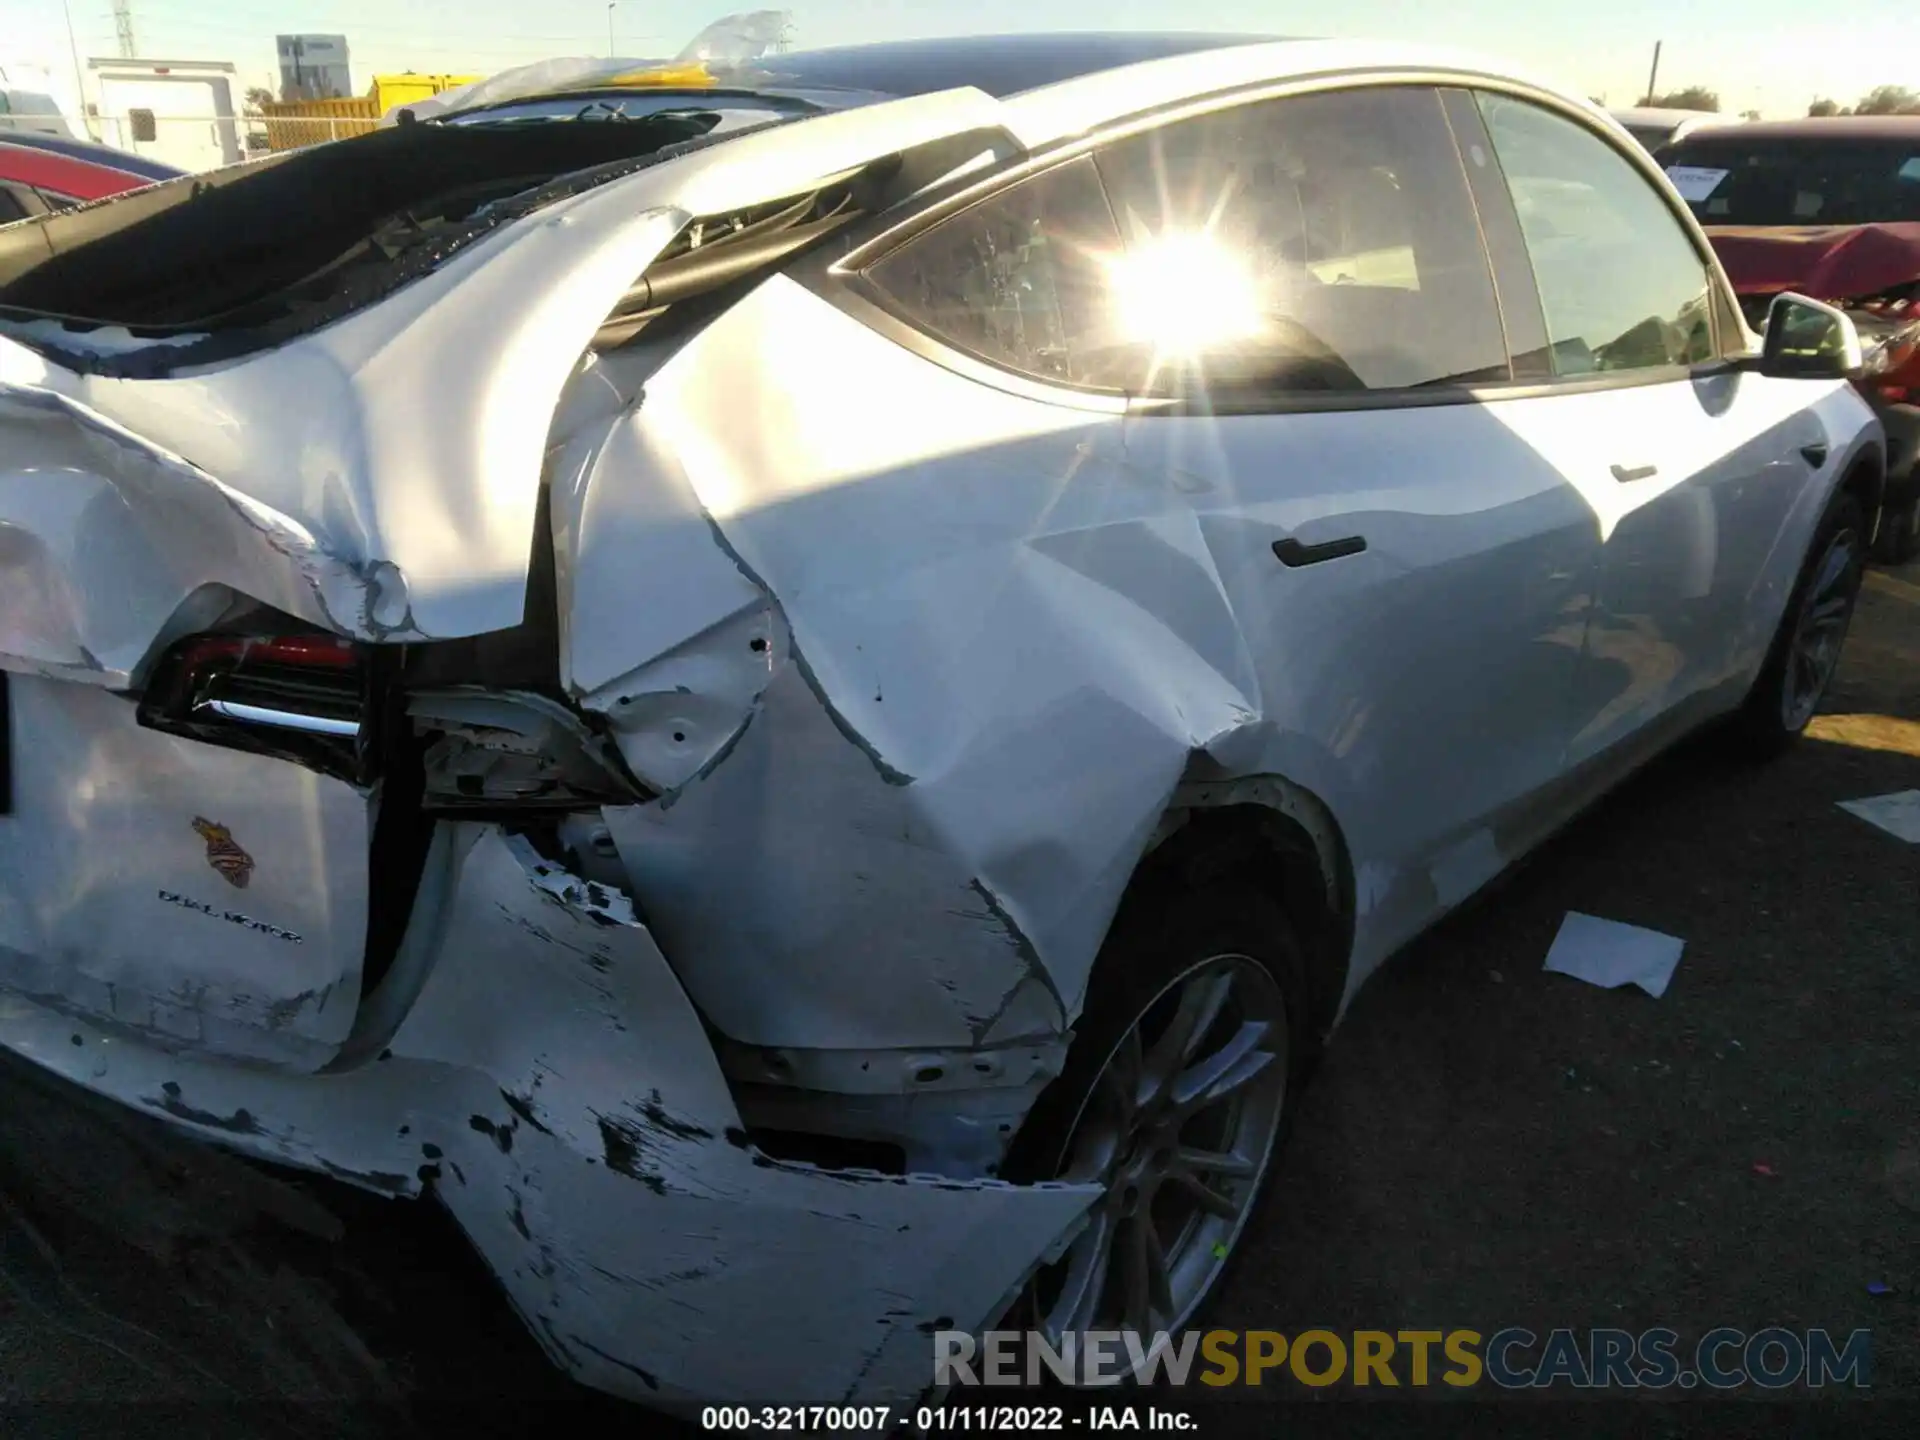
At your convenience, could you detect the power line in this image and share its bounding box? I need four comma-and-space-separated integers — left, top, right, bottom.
111, 0, 136, 57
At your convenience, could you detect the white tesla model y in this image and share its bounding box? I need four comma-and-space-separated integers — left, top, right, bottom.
0, 31, 1887, 1411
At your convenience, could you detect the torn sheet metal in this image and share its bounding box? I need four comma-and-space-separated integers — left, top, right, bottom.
411, 688, 644, 809
0, 85, 1007, 649
567, 276, 1240, 1050
0, 192, 688, 644
558, 265, 1615, 1050
0, 822, 1100, 1405
1542, 912, 1686, 999
0, 386, 408, 682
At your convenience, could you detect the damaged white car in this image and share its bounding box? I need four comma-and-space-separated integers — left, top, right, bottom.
0, 31, 1888, 1411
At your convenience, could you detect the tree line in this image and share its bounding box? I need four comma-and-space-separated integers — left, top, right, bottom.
1629, 84, 1920, 116
1806, 86, 1920, 116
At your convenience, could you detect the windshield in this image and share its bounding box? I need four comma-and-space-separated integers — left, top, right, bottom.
1665, 139, 1920, 225
1623, 123, 1672, 152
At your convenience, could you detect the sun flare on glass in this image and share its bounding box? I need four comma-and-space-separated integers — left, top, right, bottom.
1106, 232, 1264, 355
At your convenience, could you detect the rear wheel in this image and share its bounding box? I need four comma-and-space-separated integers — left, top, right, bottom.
1003, 884, 1310, 1354
1731, 489, 1867, 757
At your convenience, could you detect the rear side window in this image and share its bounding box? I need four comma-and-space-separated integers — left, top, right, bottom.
863, 85, 1511, 400
0, 188, 27, 225
1664, 141, 1920, 226
863, 155, 1129, 388
1478, 94, 1716, 375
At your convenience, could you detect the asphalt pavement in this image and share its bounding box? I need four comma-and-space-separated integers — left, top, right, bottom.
0, 562, 1912, 1434
1215, 557, 1920, 1413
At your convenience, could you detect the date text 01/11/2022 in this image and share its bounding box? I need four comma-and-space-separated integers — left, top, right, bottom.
700, 1405, 1201, 1431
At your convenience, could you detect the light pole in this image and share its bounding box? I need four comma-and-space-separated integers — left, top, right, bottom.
607, 3, 616, 58
60, 0, 94, 138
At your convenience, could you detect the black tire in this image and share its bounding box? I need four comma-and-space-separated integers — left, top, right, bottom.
1730, 488, 1868, 759
1001, 880, 1314, 1355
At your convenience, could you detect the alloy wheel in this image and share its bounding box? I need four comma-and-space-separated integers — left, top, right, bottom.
1780, 524, 1863, 732
1031, 954, 1289, 1353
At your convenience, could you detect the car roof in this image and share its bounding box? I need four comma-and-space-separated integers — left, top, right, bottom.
1611, 106, 1728, 125
1671, 115, 1920, 144
439, 34, 1573, 153
0, 129, 184, 182
762, 32, 1292, 99
989, 36, 1544, 148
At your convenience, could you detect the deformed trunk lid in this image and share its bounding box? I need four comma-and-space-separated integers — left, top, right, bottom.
0, 86, 1004, 1070
0, 84, 1004, 650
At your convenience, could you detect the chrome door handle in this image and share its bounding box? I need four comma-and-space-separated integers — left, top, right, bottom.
1611, 463, 1658, 483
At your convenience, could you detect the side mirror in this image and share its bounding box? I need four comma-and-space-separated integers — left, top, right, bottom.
1757, 292, 1863, 380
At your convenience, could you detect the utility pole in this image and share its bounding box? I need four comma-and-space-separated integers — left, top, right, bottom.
608, 3, 617, 58
1643, 40, 1662, 105
112, 0, 136, 58
60, 0, 94, 137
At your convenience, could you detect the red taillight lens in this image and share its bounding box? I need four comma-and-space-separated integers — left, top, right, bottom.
139, 628, 374, 783
174, 633, 361, 673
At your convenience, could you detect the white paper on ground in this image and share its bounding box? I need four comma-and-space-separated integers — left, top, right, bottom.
1542, 913, 1686, 999
1665, 166, 1730, 202
1838, 790, 1920, 844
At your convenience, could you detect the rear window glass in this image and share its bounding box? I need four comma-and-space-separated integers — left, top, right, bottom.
1664, 141, 1920, 225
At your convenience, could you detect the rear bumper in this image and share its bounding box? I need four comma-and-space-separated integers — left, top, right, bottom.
0, 823, 1098, 1408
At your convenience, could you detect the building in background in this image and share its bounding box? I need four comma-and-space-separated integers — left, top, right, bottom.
277, 35, 352, 100
87, 58, 243, 173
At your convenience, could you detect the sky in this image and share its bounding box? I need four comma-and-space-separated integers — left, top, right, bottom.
1, 0, 1912, 119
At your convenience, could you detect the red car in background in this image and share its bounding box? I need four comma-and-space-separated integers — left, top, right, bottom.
1661, 116, 1920, 561
0, 131, 184, 221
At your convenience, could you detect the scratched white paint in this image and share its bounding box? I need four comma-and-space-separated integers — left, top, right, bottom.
0, 826, 1101, 1405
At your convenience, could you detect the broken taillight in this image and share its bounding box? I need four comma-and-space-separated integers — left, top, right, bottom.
138, 629, 380, 784
1855, 293, 1920, 404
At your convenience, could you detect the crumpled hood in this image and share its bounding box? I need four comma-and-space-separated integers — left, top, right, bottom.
1705, 221, 1920, 300
0, 84, 1005, 667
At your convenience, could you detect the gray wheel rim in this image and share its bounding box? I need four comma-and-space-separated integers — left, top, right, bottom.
1032, 954, 1289, 1353
1780, 524, 1862, 732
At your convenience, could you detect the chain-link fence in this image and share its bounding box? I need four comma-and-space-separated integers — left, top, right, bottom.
257, 97, 381, 151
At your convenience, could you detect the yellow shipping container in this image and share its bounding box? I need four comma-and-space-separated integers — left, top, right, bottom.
369, 73, 484, 114
258, 73, 483, 151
